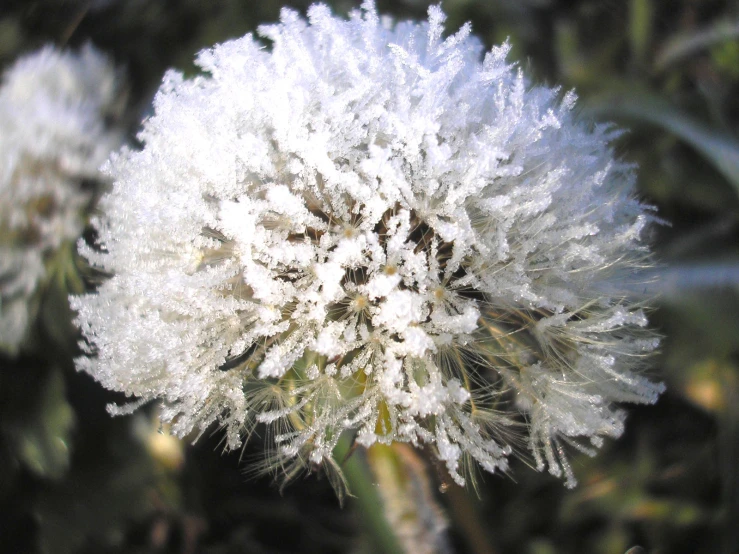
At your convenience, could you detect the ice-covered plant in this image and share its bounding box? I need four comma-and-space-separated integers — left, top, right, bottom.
71, 2, 663, 491
0, 45, 121, 354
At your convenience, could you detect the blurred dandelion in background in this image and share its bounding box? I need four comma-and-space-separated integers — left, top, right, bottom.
0, 44, 121, 354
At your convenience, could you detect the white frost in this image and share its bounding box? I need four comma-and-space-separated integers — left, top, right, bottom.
72, 2, 663, 489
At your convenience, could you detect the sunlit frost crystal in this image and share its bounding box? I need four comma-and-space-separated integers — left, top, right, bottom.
0, 45, 121, 354
72, 2, 664, 489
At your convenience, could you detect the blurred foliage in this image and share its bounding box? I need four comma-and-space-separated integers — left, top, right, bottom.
0, 0, 738, 552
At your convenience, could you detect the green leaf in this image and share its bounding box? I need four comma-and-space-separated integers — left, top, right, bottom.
655, 19, 739, 71
39, 241, 84, 352
629, 0, 652, 65
585, 91, 739, 196
13, 368, 74, 480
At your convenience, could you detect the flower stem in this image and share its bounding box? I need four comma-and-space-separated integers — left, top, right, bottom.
335, 435, 405, 554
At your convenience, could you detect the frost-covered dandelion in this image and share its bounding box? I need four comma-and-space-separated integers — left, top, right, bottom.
0, 45, 121, 354
72, 2, 664, 490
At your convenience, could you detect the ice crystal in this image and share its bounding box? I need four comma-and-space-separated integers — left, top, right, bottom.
0, 45, 121, 354
72, 2, 664, 490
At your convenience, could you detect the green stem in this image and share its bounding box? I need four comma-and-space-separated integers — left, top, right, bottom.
334, 435, 405, 554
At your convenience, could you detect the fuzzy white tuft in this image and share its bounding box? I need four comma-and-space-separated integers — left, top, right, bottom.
0, 45, 121, 354
72, 3, 663, 489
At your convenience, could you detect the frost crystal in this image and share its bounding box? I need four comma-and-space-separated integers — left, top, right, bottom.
72, 2, 664, 489
1, 45, 121, 354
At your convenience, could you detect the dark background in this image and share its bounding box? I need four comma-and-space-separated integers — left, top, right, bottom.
1, 1, 738, 552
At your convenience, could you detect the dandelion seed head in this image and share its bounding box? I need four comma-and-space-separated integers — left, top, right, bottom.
72, 2, 663, 491
0, 45, 121, 353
